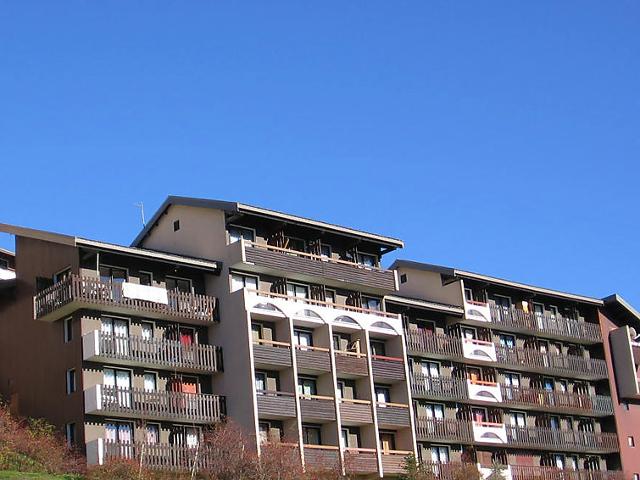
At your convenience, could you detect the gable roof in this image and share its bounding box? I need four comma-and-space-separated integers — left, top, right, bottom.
130, 196, 404, 249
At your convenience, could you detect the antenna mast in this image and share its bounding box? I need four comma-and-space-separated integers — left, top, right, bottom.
134, 202, 146, 227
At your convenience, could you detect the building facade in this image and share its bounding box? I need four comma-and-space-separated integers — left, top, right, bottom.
0, 196, 638, 479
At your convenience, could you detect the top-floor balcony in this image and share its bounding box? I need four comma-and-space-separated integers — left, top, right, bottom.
463, 299, 602, 344
34, 275, 218, 324
230, 239, 397, 294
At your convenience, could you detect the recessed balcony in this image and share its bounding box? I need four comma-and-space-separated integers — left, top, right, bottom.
505, 425, 619, 454
375, 402, 411, 428
303, 445, 340, 471
371, 355, 406, 382
299, 394, 336, 423
339, 399, 373, 425
84, 385, 224, 424
253, 339, 292, 370
82, 331, 221, 373
256, 391, 297, 419
295, 345, 331, 373
343, 448, 378, 475
335, 350, 369, 377
35, 275, 217, 324
233, 240, 397, 294
381, 451, 412, 475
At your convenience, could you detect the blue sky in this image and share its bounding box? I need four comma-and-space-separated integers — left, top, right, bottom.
0, 2, 638, 305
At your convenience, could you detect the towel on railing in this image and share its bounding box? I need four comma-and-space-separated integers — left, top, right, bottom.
121, 282, 169, 305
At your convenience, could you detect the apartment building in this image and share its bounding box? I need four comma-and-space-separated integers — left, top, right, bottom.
131, 197, 416, 477
0, 247, 15, 280
0, 224, 225, 469
389, 260, 640, 480
0, 197, 639, 479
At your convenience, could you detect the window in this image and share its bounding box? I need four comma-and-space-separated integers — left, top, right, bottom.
419, 361, 440, 378
302, 425, 321, 445
286, 283, 309, 300
357, 252, 377, 267
320, 244, 332, 258
461, 327, 476, 340
103, 368, 132, 407
553, 454, 565, 469
431, 445, 449, 464
231, 273, 258, 292
375, 386, 391, 404
63, 317, 73, 343
464, 288, 473, 302
173, 220, 180, 231
543, 378, 554, 391
421, 403, 444, 419
504, 372, 520, 388
509, 411, 526, 427
633, 475, 639, 480
629, 436, 636, 447
370, 340, 386, 356
341, 427, 360, 448
105, 421, 133, 444
293, 329, 313, 348
166, 276, 192, 293
492, 295, 511, 309
255, 372, 267, 392
65, 423, 76, 447
139, 272, 153, 286
472, 407, 487, 422
141, 322, 154, 340
325, 289, 336, 304
286, 237, 306, 252
66, 369, 76, 394
99, 266, 127, 284
559, 380, 568, 393
549, 416, 560, 430
379, 432, 396, 452
362, 296, 381, 311
0, 259, 8, 269
54, 268, 71, 284
499, 334, 515, 348
228, 225, 255, 244
143, 372, 157, 392
298, 377, 317, 396
337, 379, 356, 399
101, 317, 129, 338
400, 274, 407, 284
146, 424, 160, 444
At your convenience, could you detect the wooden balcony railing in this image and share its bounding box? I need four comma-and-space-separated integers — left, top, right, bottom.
405, 329, 608, 380
253, 339, 292, 368
410, 374, 466, 401
89, 386, 224, 423
371, 355, 406, 381
299, 395, 336, 422
89, 332, 221, 373
495, 345, 608, 380
414, 417, 473, 443
303, 445, 340, 470
489, 305, 602, 343
35, 275, 217, 324
510, 465, 624, 480
501, 385, 614, 416
343, 448, 378, 474
339, 399, 373, 424
376, 402, 411, 427
405, 330, 463, 357
243, 240, 397, 292
335, 350, 369, 376
256, 391, 297, 418
296, 345, 331, 371
103, 441, 213, 471
381, 450, 413, 474
505, 425, 619, 453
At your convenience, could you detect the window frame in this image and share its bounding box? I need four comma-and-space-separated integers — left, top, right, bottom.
227, 224, 256, 245
63, 317, 73, 343
66, 369, 76, 395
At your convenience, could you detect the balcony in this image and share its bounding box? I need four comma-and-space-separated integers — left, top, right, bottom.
488, 305, 602, 344
256, 391, 297, 419
376, 402, 411, 428
381, 451, 412, 475
414, 417, 473, 443
339, 399, 373, 425
343, 448, 378, 475
472, 421, 508, 444
371, 355, 406, 382
87, 439, 213, 470
253, 339, 292, 369
467, 379, 502, 403
299, 395, 336, 422
335, 351, 368, 377
610, 326, 640, 400
462, 338, 497, 362
35, 275, 218, 324
510, 465, 624, 480
303, 445, 340, 471
501, 385, 614, 416
236, 240, 397, 294
411, 374, 466, 401
495, 345, 608, 380
82, 331, 221, 373
295, 345, 331, 373
84, 385, 224, 424
405, 330, 463, 358
505, 425, 619, 454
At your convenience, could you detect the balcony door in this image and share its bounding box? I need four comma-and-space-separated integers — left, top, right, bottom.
286, 283, 309, 302
101, 317, 129, 355
105, 421, 133, 445
379, 432, 396, 453
293, 329, 313, 350
104, 368, 131, 407
503, 372, 520, 400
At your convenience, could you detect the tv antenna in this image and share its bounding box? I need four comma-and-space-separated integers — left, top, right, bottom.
134, 202, 146, 227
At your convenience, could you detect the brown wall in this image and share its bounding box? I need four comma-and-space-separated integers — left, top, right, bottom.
0, 237, 85, 441
599, 308, 640, 477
